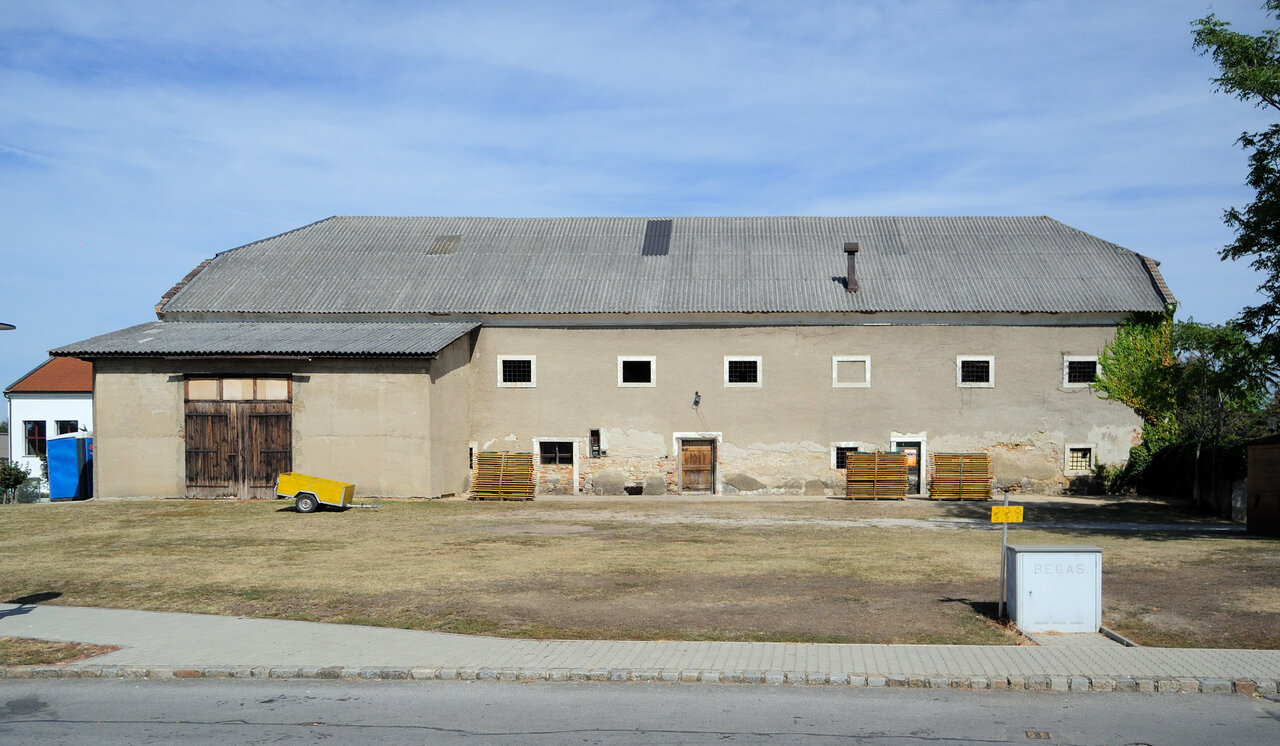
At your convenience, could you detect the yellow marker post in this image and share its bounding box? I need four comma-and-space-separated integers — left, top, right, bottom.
993, 493, 1024, 620
991, 505, 1024, 523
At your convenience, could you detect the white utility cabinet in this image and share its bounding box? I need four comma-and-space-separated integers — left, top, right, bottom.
1004, 545, 1102, 634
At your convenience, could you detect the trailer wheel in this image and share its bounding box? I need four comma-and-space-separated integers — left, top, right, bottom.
295, 493, 319, 514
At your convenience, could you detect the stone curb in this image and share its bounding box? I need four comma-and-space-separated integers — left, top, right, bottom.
1, 665, 1275, 695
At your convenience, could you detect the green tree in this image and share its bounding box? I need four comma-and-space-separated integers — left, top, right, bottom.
1093, 309, 1179, 442
1172, 320, 1277, 508
0, 461, 29, 505
1094, 311, 1276, 506
1193, 3, 1280, 357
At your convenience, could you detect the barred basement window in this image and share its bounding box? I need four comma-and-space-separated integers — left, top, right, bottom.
1067, 446, 1094, 473
724, 356, 762, 387
498, 355, 536, 387
956, 356, 994, 388
834, 446, 859, 469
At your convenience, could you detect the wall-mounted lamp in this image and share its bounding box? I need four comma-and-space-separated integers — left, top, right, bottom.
692, 391, 701, 409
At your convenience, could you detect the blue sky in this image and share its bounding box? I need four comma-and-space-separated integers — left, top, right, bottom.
1, 0, 1277, 396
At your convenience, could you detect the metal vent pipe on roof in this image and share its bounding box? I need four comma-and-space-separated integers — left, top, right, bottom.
844, 242, 860, 293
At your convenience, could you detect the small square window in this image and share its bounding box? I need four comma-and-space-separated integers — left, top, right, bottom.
724, 356, 762, 387
1064, 357, 1099, 386
540, 440, 574, 465
957, 356, 994, 388
832, 356, 871, 388
56, 420, 79, 435
618, 356, 656, 387
1066, 445, 1095, 473
834, 446, 859, 469
498, 355, 536, 387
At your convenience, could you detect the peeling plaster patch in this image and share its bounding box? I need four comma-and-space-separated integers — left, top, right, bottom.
503, 434, 518, 441
603, 428, 667, 458
1087, 425, 1142, 464
482, 440, 498, 449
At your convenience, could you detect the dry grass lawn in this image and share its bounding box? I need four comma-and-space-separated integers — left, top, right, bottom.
0, 637, 117, 665
0, 496, 1275, 648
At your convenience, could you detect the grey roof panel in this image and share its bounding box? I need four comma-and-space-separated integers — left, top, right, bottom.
158, 216, 1173, 315
51, 321, 477, 358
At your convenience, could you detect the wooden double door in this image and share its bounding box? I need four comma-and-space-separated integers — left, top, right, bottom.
185, 400, 292, 498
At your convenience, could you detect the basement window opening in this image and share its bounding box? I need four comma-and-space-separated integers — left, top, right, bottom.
1067, 446, 1094, 473
540, 440, 574, 465
834, 446, 859, 469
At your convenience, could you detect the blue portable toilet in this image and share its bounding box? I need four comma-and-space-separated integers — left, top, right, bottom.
48, 432, 93, 501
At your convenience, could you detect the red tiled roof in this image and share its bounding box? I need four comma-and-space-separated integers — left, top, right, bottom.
5, 357, 93, 393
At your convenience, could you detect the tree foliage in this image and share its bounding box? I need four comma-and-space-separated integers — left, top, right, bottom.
0, 461, 30, 505
1094, 309, 1178, 442
1193, 3, 1280, 356
1094, 310, 1277, 507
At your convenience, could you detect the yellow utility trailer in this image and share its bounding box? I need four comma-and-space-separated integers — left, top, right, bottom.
275, 472, 355, 513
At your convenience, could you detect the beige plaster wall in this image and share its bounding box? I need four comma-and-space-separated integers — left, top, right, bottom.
469, 324, 1142, 494
92, 359, 185, 498
292, 359, 434, 497
428, 332, 474, 497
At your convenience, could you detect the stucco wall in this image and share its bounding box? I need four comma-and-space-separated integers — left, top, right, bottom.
468, 324, 1142, 494
292, 359, 435, 497
92, 359, 185, 498
428, 332, 473, 497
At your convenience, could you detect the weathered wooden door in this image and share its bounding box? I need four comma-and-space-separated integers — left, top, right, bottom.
680, 439, 715, 494
185, 401, 291, 498
185, 402, 236, 497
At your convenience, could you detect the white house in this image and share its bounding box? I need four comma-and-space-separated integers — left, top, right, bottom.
4, 357, 94, 484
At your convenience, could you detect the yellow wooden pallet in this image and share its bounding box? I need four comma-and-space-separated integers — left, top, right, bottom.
929, 453, 991, 500
843, 452, 908, 500
472, 452, 536, 500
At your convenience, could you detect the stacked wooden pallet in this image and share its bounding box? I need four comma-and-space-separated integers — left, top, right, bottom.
471, 452, 535, 500
844, 452, 908, 500
929, 453, 992, 500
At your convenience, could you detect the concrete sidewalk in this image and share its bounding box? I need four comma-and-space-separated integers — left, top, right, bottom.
3, 604, 1279, 694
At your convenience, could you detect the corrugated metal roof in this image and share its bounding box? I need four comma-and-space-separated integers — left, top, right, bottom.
157, 216, 1173, 315
51, 321, 477, 358
5, 357, 93, 393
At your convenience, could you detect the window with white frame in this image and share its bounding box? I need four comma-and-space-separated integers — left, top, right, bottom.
497, 355, 536, 387
617, 356, 656, 387
832, 445, 859, 469
832, 355, 871, 388
956, 355, 995, 388
1063, 356, 1099, 387
1066, 444, 1095, 474
724, 356, 762, 387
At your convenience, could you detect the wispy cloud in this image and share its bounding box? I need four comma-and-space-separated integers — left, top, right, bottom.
0, 0, 1275, 388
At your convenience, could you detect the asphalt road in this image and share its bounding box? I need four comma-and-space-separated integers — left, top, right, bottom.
1, 680, 1278, 745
